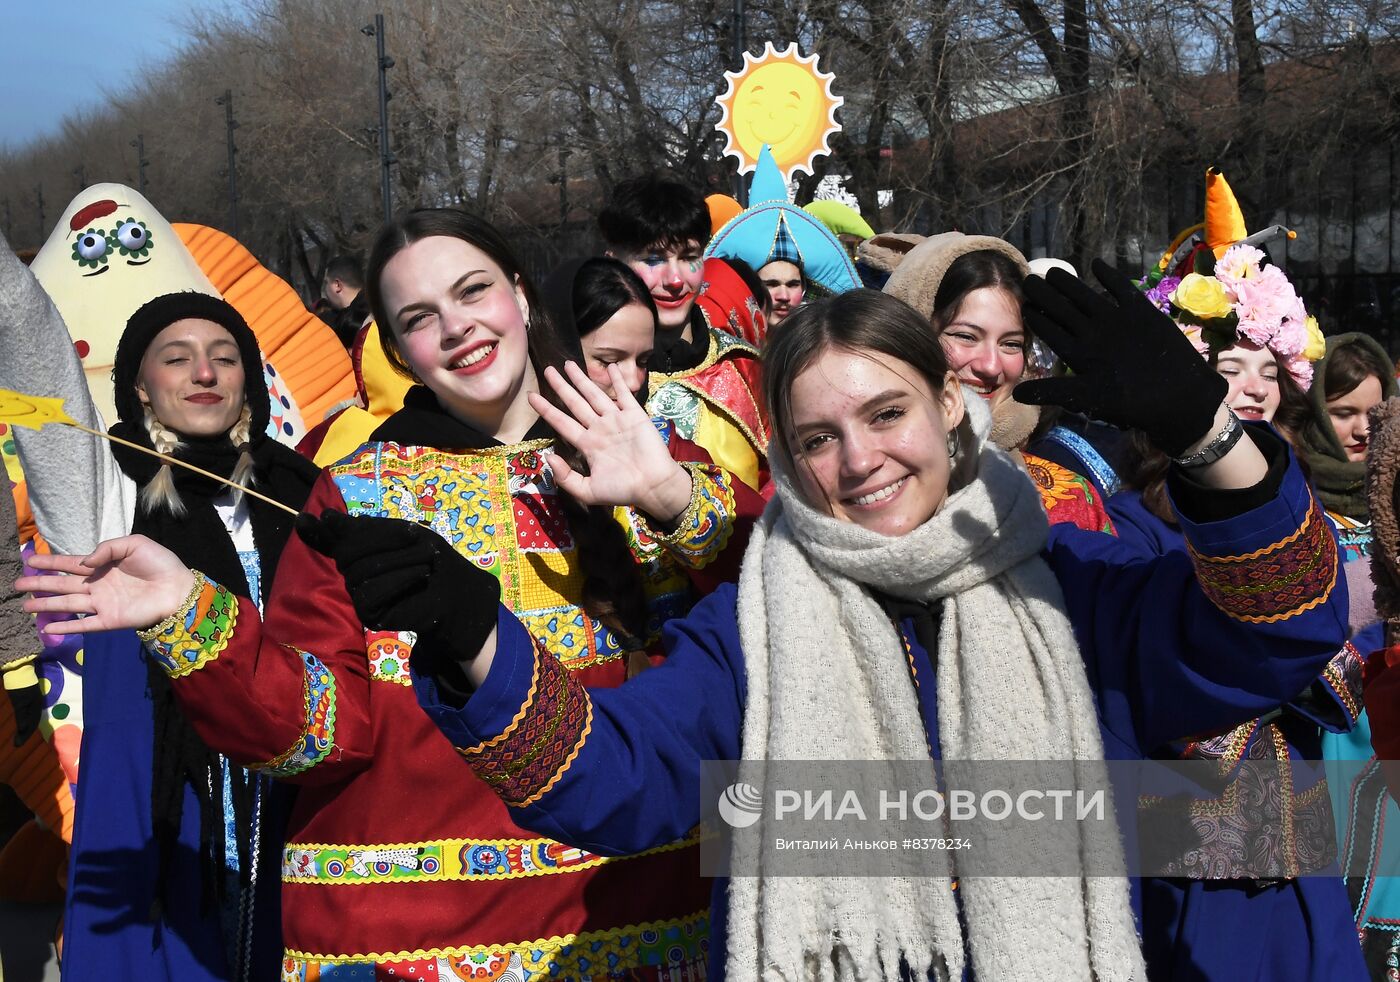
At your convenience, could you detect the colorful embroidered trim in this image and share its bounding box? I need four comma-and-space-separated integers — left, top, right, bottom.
1187, 496, 1338, 623
280, 910, 710, 977
1023, 454, 1115, 535
1140, 724, 1334, 879
141, 576, 238, 678
459, 640, 592, 808
251, 648, 337, 778
1321, 641, 1364, 724
281, 834, 695, 885
516, 606, 623, 672
639, 463, 736, 568
1326, 510, 1373, 562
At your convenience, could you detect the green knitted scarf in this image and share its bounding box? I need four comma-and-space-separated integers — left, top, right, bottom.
1299, 332, 1397, 519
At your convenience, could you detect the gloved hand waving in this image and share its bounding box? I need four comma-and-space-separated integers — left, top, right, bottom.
1013, 259, 1227, 458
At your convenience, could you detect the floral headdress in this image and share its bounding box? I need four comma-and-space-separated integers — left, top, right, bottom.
1139, 169, 1324, 387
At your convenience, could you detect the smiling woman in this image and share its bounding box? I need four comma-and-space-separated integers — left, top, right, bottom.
18, 208, 761, 979
0, 238, 322, 981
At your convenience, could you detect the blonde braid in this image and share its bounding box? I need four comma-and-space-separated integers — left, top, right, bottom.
139, 407, 187, 516
228, 404, 256, 503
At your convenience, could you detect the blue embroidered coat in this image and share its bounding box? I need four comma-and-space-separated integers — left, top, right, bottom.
417, 445, 1353, 980
1105, 488, 1368, 981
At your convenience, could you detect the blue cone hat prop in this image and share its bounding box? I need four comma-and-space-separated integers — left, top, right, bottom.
704, 145, 861, 298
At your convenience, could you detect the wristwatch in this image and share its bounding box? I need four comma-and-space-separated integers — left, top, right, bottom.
1171, 408, 1244, 469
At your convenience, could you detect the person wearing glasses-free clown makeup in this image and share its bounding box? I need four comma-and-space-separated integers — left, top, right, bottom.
599, 174, 772, 494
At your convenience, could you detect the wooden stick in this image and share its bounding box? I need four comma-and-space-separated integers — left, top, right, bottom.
63, 421, 301, 517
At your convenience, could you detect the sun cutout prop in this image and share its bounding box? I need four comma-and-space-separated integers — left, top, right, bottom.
716, 42, 842, 182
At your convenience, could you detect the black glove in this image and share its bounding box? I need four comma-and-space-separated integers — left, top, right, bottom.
1013, 259, 1227, 458
296, 510, 500, 682
6, 680, 43, 747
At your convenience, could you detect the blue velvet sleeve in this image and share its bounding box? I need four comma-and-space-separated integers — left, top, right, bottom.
414, 583, 748, 856
1046, 454, 1348, 756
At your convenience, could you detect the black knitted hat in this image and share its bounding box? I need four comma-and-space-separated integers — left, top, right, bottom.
112, 291, 269, 436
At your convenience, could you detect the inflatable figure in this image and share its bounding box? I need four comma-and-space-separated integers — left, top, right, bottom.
30, 184, 352, 437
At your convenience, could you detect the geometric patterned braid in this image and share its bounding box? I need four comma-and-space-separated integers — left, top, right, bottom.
139, 405, 188, 517
1366, 396, 1400, 648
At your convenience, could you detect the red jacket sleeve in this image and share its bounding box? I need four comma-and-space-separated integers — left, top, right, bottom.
141, 475, 374, 786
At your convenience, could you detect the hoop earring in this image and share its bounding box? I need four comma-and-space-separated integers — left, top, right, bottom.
946, 428, 960, 459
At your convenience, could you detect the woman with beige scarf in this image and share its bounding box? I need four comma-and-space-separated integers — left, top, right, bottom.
24, 264, 1351, 980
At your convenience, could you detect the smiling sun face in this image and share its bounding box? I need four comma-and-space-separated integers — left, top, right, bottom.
716, 42, 842, 181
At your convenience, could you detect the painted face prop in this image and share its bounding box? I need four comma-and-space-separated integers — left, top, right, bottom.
27, 184, 350, 443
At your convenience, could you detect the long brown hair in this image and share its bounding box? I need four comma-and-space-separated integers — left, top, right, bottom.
365, 208, 650, 645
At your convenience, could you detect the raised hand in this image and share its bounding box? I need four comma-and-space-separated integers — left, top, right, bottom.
17, 536, 197, 634
528, 362, 693, 523
1013, 259, 1227, 458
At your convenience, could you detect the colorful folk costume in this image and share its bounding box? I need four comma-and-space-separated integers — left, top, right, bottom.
414, 393, 1348, 981
0, 236, 320, 980
134, 383, 762, 978
646, 286, 770, 495
1119, 169, 1364, 980
881, 231, 1114, 533
0, 188, 350, 883
1295, 334, 1400, 979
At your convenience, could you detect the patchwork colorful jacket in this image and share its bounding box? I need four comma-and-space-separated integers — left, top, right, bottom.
141, 437, 759, 980
648, 328, 770, 494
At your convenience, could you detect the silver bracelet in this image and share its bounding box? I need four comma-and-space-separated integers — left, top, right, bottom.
1172, 408, 1245, 469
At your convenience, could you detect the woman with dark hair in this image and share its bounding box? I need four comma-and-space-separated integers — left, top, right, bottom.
1298, 333, 1400, 979
543, 256, 767, 520
540, 256, 657, 401
0, 235, 318, 981
884, 234, 1116, 532
21, 209, 751, 978
32, 269, 1355, 979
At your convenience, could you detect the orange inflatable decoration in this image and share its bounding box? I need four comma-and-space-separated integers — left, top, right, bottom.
174, 224, 355, 426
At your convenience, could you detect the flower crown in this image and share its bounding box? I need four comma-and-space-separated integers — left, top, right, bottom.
1141, 243, 1324, 388
1137, 168, 1322, 387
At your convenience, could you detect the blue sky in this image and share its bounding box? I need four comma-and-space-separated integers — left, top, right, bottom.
2, 1, 229, 150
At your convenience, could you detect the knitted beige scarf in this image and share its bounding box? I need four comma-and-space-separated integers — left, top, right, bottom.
728, 396, 1144, 982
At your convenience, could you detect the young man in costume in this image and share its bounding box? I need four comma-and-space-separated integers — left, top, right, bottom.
599, 175, 771, 493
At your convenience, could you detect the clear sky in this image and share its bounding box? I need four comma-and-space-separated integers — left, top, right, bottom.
2, 1, 231, 150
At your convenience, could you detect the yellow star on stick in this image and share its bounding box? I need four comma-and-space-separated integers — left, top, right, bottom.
0, 386, 298, 516
0, 390, 79, 430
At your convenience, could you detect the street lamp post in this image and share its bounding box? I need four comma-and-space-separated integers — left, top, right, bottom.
361, 13, 395, 223
215, 90, 241, 238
